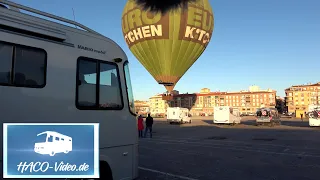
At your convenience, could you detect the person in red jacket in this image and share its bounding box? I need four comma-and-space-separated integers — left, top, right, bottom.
137, 115, 144, 138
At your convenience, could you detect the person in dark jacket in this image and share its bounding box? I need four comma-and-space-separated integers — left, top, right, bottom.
144, 113, 153, 138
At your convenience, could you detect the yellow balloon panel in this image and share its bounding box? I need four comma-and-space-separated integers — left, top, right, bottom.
122, 0, 214, 90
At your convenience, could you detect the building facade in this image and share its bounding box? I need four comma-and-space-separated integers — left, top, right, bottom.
149, 94, 168, 116
167, 86, 277, 116
285, 82, 320, 113
134, 100, 150, 115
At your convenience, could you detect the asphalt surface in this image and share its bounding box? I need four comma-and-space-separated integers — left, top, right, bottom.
137, 116, 320, 180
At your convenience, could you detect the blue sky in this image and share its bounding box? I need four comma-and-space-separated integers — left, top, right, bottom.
13, 0, 320, 100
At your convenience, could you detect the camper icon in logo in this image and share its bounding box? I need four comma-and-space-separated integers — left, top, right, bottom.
34, 131, 72, 156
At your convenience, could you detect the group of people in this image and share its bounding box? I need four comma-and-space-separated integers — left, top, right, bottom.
137, 113, 153, 138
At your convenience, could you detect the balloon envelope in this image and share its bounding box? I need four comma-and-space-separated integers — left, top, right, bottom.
121, 0, 214, 92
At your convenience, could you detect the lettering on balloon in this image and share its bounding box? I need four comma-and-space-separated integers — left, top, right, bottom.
122, 8, 169, 47
179, 4, 214, 46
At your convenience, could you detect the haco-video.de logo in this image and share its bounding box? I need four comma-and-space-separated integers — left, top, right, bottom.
3, 123, 99, 179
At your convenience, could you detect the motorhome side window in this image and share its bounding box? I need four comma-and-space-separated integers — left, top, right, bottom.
76, 57, 123, 110
0, 41, 46, 87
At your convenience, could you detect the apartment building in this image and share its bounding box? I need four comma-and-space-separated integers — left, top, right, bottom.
285, 82, 320, 113
149, 94, 169, 115
167, 86, 277, 115
134, 100, 150, 114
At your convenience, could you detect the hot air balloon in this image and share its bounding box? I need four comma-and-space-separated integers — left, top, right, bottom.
121, 0, 214, 92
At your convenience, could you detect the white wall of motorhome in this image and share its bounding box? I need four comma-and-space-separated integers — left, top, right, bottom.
309, 118, 320, 127
0, 5, 137, 180
166, 107, 191, 123
213, 106, 241, 124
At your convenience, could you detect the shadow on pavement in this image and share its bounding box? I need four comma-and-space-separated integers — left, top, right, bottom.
202, 120, 214, 124
281, 119, 310, 128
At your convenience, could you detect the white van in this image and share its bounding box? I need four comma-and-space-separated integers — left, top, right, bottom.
213, 106, 241, 125
308, 105, 320, 127
167, 107, 191, 124
0, 1, 138, 179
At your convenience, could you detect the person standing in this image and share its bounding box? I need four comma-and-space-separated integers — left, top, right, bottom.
144, 113, 153, 138
137, 115, 144, 138
300, 113, 303, 121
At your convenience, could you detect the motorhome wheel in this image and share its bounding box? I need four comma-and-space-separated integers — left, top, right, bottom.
50, 151, 55, 156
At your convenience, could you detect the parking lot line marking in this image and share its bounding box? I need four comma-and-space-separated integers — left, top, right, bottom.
145, 136, 319, 151
140, 140, 320, 158
141, 138, 281, 152
141, 138, 271, 152
138, 166, 199, 180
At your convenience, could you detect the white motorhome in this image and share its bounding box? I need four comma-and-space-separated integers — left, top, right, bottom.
34, 131, 72, 156
255, 108, 281, 126
213, 106, 241, 125
166, 107, 191, 124
308, 105, 320, 127
0, 1, 138, 179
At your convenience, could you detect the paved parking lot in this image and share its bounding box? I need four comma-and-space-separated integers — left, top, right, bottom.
137, 117, 320, 180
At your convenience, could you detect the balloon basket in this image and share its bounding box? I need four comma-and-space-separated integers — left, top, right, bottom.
162, 94, 173, 101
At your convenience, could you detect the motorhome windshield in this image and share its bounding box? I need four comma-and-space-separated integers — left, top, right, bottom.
36, 133, 54, 143
36, 133, 47, 143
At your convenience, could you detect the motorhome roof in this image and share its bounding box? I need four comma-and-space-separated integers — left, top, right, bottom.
1, 0, 101, 35
0, 0, 123, 49
37, 131, 71, 139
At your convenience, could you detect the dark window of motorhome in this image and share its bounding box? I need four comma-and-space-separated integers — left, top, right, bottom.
99, 62, 122, 108
0, 41, 46, 88
76, 57, 123, 110
47, 135, 53, 142
0, 43, 12, 84
14, 46, 46, 87
77, 59, 97, 107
